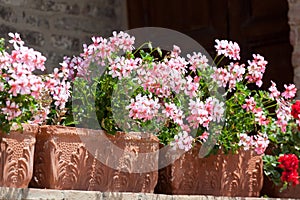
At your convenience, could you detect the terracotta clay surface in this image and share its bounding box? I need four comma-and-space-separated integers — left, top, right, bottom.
0, 124, 38, 188
261, 175, 300, 198
155, 143, 263, 197
30, 125, 159, 192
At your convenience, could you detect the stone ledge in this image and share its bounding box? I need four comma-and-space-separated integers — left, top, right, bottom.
0, 187, 296, 200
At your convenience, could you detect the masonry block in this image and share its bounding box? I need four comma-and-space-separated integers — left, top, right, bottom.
82, 4, 116, 19
0, 0, 27, 6
22, 31, 45, 47
288, 1, 300, 25
0, 24, 16, 38
23, 13, 50, 29
0, 5, 18, 23
27, 0, 80, 14
51, 34, 80, 51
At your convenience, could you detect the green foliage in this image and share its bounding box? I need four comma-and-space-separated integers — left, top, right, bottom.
262, 109, 300, 189
0, 38, 5, 53
95, 71, 120, 133
157, 122, 180, 145
0, 93, 38, 133
263, 155, 282, 185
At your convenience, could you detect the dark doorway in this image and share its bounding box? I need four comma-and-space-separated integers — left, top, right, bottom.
127, 0, 293, 90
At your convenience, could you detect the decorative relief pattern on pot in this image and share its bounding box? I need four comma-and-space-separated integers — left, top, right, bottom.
87, 151, 106, 191
155, 144, 263, 197
0, 127, 37, 188
31, 126, 159, 192
49, 140, 68, 189
222, 152, 241, 196
207, 154, 221, 192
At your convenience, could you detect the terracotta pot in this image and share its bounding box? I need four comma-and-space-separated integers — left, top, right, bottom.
0, 124, 38, 188
261, 174, 300, 198
155, 143, 263, 197
30, 125, 159, 192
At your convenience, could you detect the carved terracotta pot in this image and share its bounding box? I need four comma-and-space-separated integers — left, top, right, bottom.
261, 174, 300, 198
155, 143, 263, 197
0, 124, 38, 188
30, 125, 159, 192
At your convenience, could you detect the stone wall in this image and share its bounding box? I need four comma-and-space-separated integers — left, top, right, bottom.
288, 0, 300, 96
1, 0, 299, 92
0, 0, 128, 72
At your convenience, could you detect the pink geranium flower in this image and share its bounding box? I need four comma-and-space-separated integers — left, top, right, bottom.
246, 54, 268, 87
171, 131, 194, 151
215, 39, 240, 60
0, 32, 72, 131
282, 84, 297, 99
2, 100, 22, 121
8, 32, 24, 49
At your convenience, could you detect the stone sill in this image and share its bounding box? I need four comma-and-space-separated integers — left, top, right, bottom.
0, 187, 296, 200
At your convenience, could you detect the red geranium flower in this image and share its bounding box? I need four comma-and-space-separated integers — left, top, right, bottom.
278, 154, 300, 186
281, 171, 299, 186
278, 154, 299, 171
291, 100, 300, 119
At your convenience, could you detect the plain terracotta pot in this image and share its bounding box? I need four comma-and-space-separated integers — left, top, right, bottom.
155, 143, 263, 197
0, 124, 38, 188
30, 125, 159, 192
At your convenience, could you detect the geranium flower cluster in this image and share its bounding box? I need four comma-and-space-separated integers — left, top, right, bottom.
62, 31, 135, 81
46, 66, 71, 110
62, 31, 299, 163
238, 133, 269, 155
268, 82, 297, 132
215, 39, 240, 60
0, 33, 71, 132
278, 154, 299, 186
246, 54, 268, 87
291, 100, 300, 127
211, 38, 300, 163
262, 93, 300, 189
121, 46, 226, 151
126, 94, 160, 122
171, 131, 194, 151
63, 31, 226, 152
212, 54, 267, 90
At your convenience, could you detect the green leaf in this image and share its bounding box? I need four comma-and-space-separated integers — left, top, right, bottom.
279, 182, 288, 192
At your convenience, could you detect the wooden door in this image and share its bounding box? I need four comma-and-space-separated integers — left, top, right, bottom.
228, 0, 293, 90
127, 0, 293, 90
127, 0, 228, 55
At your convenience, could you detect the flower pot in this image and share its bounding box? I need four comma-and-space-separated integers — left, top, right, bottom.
261, 175, 300, 198
30, 125, 159, 192
155, 143, 263, 197
0, 124, 38, 188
